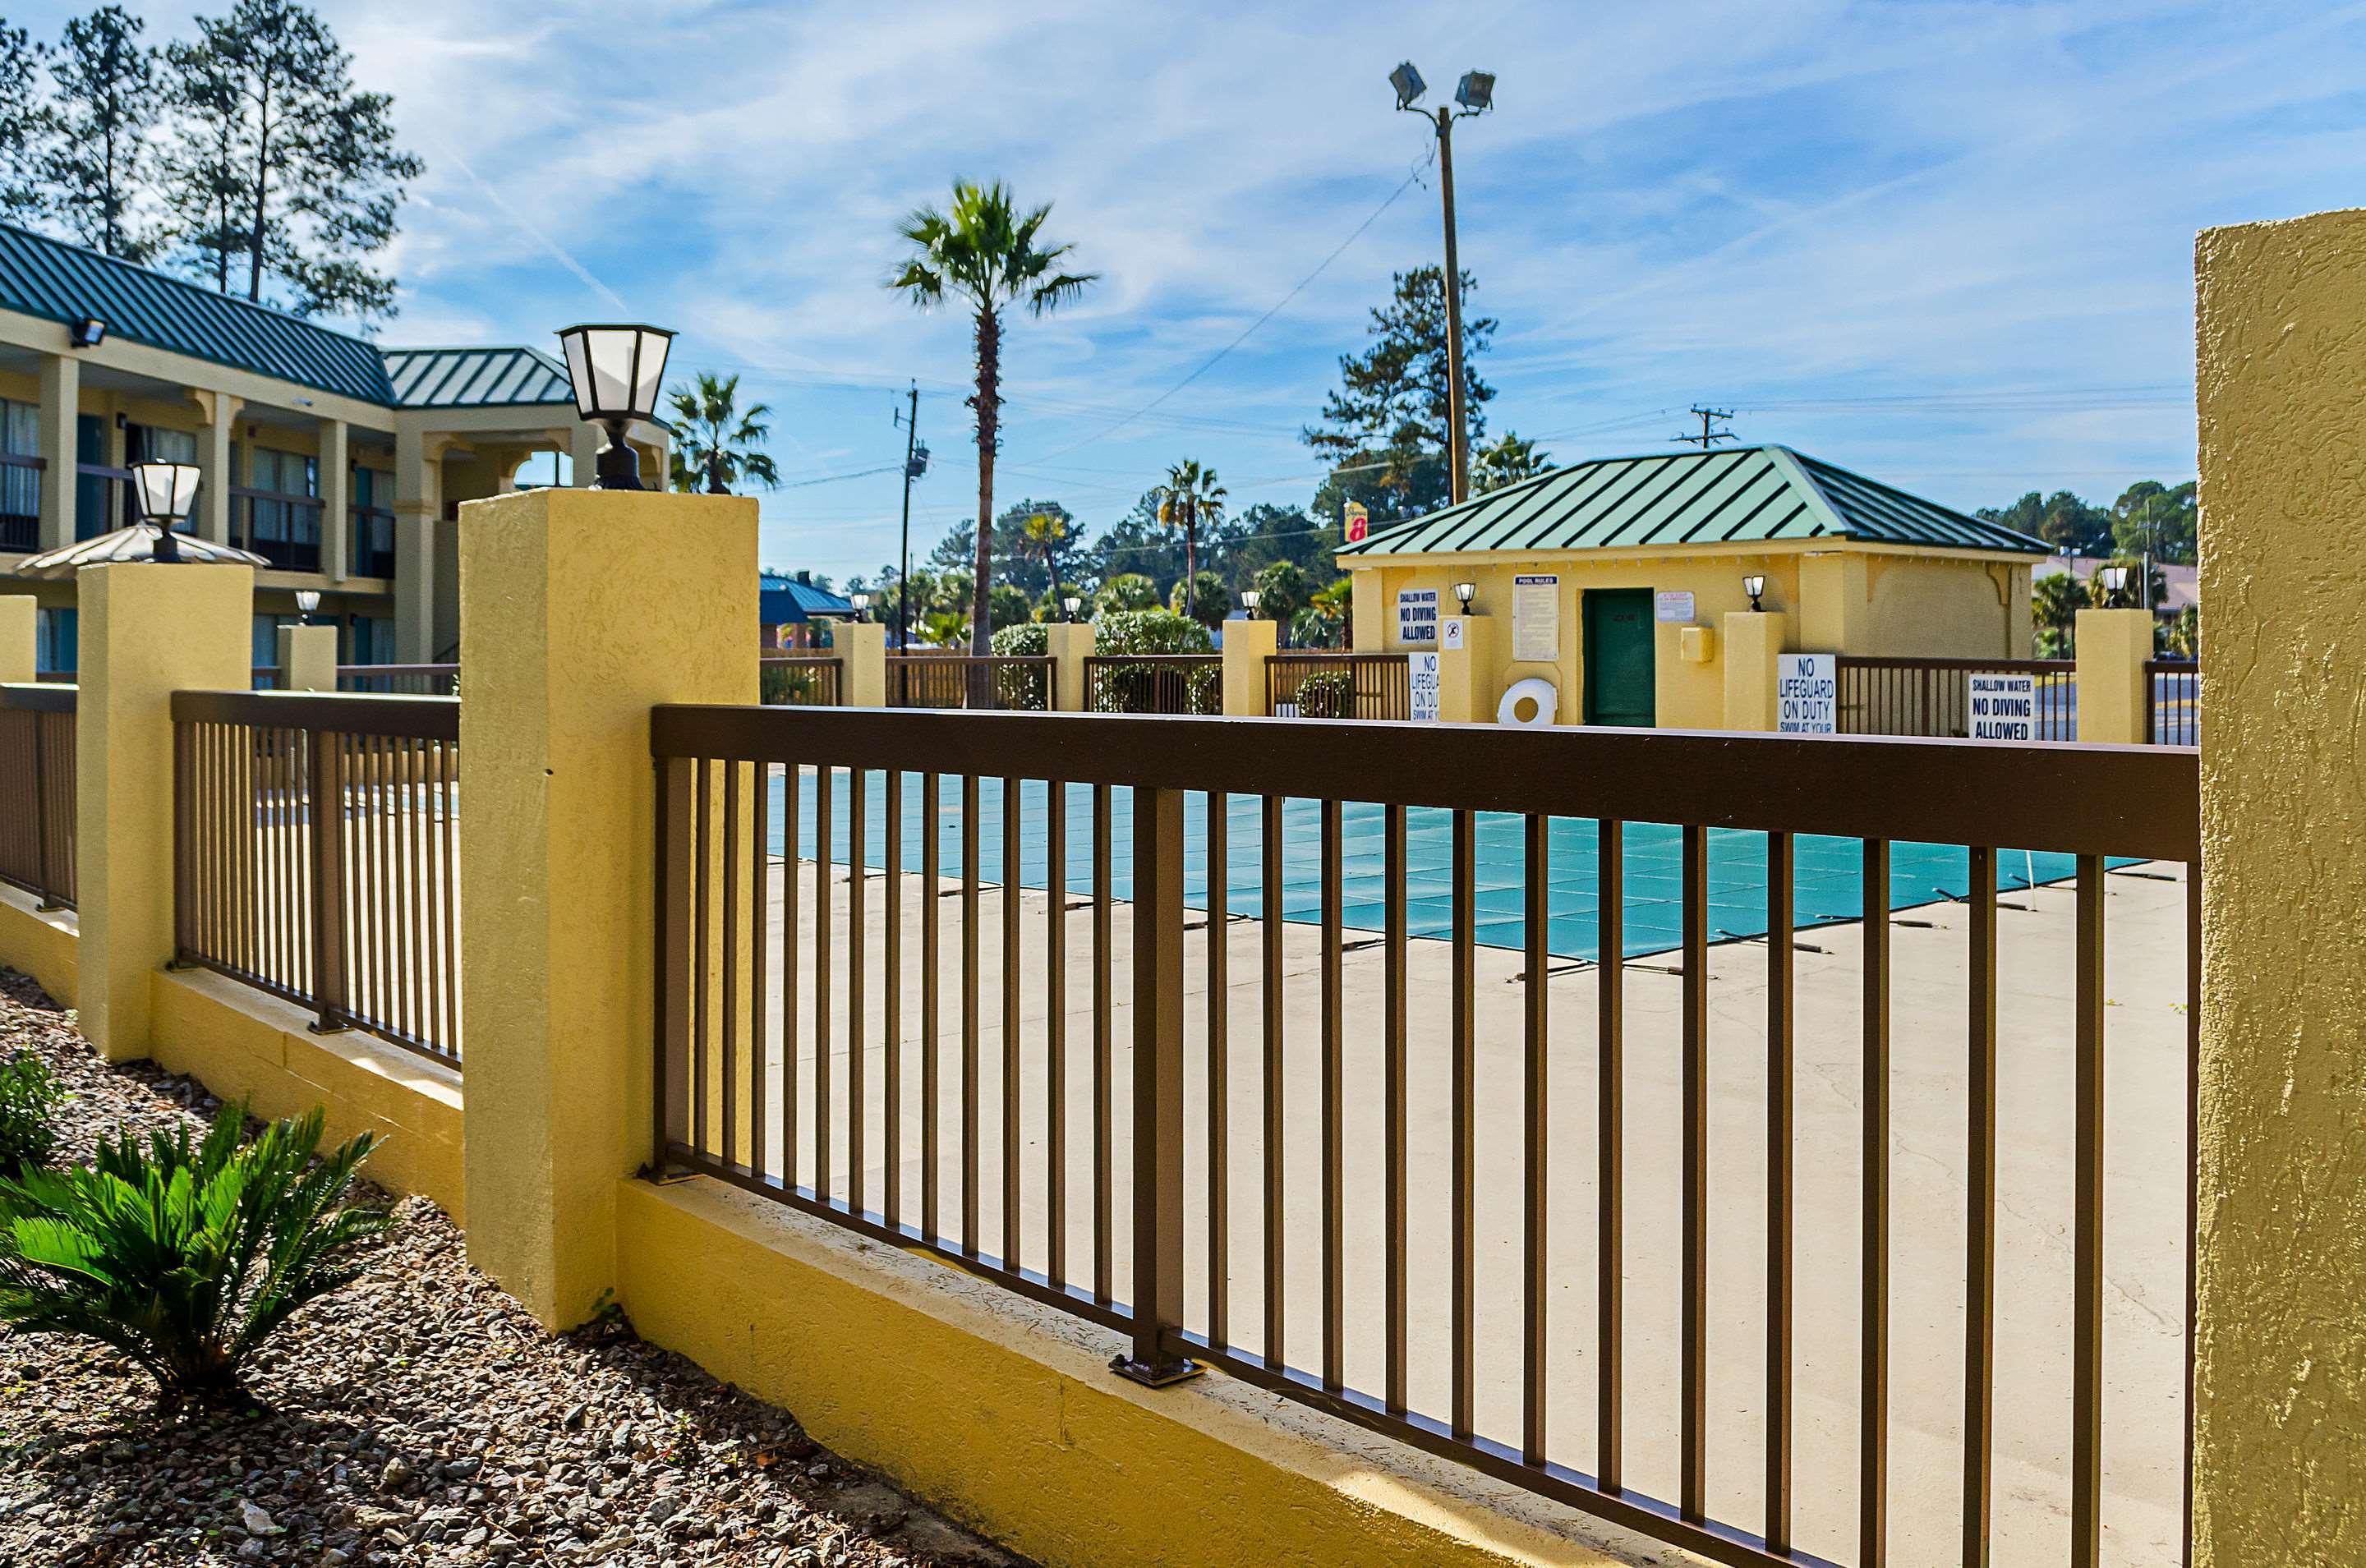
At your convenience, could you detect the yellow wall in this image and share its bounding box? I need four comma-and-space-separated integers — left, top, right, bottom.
0, 888, 76, 1007
2191, 205, 2366, 1566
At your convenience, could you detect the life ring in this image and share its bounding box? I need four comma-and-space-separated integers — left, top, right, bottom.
1497, 677, 1558, 727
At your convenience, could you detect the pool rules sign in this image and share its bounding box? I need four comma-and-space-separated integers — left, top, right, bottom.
1968, 672, 2038, 741
1776, 653, 1837, 733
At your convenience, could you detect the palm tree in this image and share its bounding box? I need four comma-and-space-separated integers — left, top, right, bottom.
1474, 431, 1551, 494
1019, 511, 1070, 614
888, 180, 1097, 655
1151, 460, 1226, 618
2032, 568, 2088, 658
665, 373, 781, 495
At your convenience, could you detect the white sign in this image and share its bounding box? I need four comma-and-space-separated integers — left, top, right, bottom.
1655, 590, 1697, 624
1968, 673, 2037, 742
1409, 651, 1441, 722
1441, 617, 1466, 651
1512, 574, 1559, 663
1776, 652, 1837, 734
1396, 587, 1440, 645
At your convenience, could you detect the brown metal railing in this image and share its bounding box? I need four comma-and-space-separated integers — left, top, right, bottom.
885, 654, 1055, 710
1082, 654, 1220, 715
1265, 652, 1410, 719
172, 690, 461, 1066
760, 655, 841, 707
0, 684, 75, 909
1838, 655, 2075, 740
649, 707, 2198, 1568
231, 485, 325, 572
2147, 660, 2199, 746
337, 664, 459, 697
0, 451, 44, 553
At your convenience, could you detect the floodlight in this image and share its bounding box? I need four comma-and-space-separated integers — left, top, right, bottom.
1389, 62, 1425, 109
1455, 71, 1495, 113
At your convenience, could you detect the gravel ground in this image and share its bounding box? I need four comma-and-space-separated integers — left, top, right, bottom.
0, 969, 1028, 1568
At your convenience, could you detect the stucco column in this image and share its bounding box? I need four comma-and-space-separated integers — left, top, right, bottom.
1720, 609, 1789, 731
1437, 614, 1495, 723
1348, 568, 1384, 651
1221, 616, 1276, 715
35, 352, 77, 550
318, 418, 350, 582
1043, 622, 1093, 711
2072, 607, 2152, 744
76, 562, 254, 1061
191, 391, 241, 545
393, 427, 442, 662
0, 595, 33, 683
1797, 550, 1868, 654
458, 487, 757, 1329
274, 622, 338, 692
2189, 206, 2366, 1566
834, 620, 886, 706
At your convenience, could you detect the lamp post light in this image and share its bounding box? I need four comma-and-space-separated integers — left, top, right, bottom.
555, 324, 675, 490
851, 592, 871, 623
295, 589, 320, 623
1392, 62, 1495, 507
1062, 594, 1082, 623
1240, 588, 1262, 619
1743, 574, 1766, 612
2099, 563, 2130, 609
1452, 580, 1477, 615
129, 459, 201, 563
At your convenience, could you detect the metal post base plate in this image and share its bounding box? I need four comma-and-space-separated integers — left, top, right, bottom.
1109, 1353, 1204, 1389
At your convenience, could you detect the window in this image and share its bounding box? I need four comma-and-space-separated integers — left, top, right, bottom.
0, 400, 35, 549
36, 606, 76, 674
245, 447, 321, 570
129, 424, 198, 465
350, 615, 395, 664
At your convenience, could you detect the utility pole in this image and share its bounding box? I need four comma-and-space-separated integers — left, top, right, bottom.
1673, 405, 1737, 450
894, 383, 928, 651
1394, 63, 1495, 508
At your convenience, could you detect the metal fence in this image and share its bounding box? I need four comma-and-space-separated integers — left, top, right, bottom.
0, 684, 75, 909
760, 655, 842, 708
172, 690, 462, 1066
1082, 655, 1220, 715
649, 707, 2198, 1568
1838, 656, 2076, 741
338, 664, 460, 697
886, 655, 1055, 711
2147, 660, 2200, 746
1265, 653, 1410, 719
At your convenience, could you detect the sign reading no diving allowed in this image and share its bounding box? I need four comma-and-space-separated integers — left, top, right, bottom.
1968, 673, 2037, 742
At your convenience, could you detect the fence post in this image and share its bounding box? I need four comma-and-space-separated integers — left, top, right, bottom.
76, 562, 253, 1062
0, 595, 32, 683
305, 729, 348, 1033
1221, 616, 1276, 716
1044, 622, 1093, 712
2191, 205, 2366, 1566
1720, 610, 1789, 730
457, 486, 757, 1330
277, 622, 338, 692
2073, 608, 2152, 744
1112, 782, 1199, 1386
835, 619, 886, 706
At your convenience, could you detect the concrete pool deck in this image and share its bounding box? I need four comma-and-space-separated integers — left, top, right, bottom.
721, 853, 2189, 1567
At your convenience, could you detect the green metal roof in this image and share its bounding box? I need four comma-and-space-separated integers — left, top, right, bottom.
1337, 444, 2049, 559
381, 346, 573, 409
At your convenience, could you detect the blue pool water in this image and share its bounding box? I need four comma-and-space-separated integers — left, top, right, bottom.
772, 774, 2096, 962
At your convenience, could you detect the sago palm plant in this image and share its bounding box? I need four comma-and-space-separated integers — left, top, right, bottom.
0, 1101, 390, 1404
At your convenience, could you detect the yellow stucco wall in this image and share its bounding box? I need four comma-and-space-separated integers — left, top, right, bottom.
0, 887, 77, 1007
2191, 205, 2366, 1566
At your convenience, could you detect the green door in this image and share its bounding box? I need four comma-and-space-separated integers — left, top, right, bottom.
1582, 588, 1656, 726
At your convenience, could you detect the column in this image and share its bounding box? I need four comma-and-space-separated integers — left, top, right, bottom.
393, 426, 441, 662
318, 418, 350, 582
835, 619, 886, 706
274, 622, 338, 692
0, 595, 33, 683
1348, 568, 1384, 651
76, 562, 254, 1061
35, 352, 76, 551
2072, 607, 2151, 743
2190, 207, 2366, 1566
1436, 614, 1496, 723
1221, 616, 1276, 715
1043, 621, 1093, 712
458, 487, 757, 1329
1720, 610, 1789, 731
191, 391, 241, 545
1798, 550, 1868, 653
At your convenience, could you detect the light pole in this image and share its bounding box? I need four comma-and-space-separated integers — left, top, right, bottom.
895, 382, 929, 650
1392, 62, 1494, 507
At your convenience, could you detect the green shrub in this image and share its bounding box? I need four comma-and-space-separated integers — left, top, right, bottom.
1094, 572, 1160, 615
1293, 669, 1356, 719
1185, 661, 1223, 716
0, 1101, 391, 1404
0, 1053, 62, 1176
1093, 609, 1213, 656
987, 622, 1047, 657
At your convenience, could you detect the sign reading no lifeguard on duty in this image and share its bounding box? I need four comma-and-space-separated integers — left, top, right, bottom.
1777, 652, 1837, 733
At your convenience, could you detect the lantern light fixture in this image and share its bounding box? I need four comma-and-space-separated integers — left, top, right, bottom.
129, 459, 201, 563
1240, 588, 1262, 618
2099, 563, 2130, 605
1062, 594, 1082, 622
555, 324, 675, 490
851, 591, 871, 621
1743, 574, 1766, 611
295, 589, 320, 622
1452, 580, 1477, 614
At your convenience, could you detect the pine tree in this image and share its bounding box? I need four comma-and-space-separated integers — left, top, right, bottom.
0, 24, 48, 224
43, 6, 159, 260
1303, 266, 1495, 517
159, 34, 244, 293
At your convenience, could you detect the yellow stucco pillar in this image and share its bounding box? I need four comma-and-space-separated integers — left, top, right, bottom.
1798, 550, 1868, 653
0, 595, 34, 684
35, 352, 77, 552
1720, 610, 1788, 731
458, 488, 757, 1329
835, 620, 886, 706
2189, 206, 2366, 1566
1222, 616, 1276, 715
76, 563, 254, 1062
1043, 621, 1093, 712
191, 391, 241, 546
393, 426, 442, 663
2073, 607, 2152, 744
1437, 614, 1495, 723
318, 418, 350, 583
274, 622, 338, 692
1349, 568, 1383, 652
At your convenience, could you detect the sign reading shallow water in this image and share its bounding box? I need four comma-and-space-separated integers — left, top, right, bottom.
1409, 651, 1440, 721
1776, 651, 1836, 733
1968, 672, 2037, 741
1512, 574, 1559, 662
1396, 587, 1440, 645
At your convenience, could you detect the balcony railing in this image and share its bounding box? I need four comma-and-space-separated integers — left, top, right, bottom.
0, 452, 44, 552
232, 485, 323, 573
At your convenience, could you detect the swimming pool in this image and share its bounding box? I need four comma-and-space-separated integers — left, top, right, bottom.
778, 774, 2100, 962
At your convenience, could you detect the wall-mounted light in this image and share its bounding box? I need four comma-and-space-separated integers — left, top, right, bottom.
295, 589, 320, 623
1743, 574, 1766, 612
70, 316, 106, 348
129, 460, 200, 563
555, 323, 675, 490
1453, 580, 1477, 614
1240, 588, 1262, 618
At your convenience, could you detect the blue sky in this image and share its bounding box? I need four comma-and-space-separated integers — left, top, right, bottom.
30, 1, 2366, 578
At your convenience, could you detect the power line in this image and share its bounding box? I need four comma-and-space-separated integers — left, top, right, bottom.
1672, 405, 1737, 449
